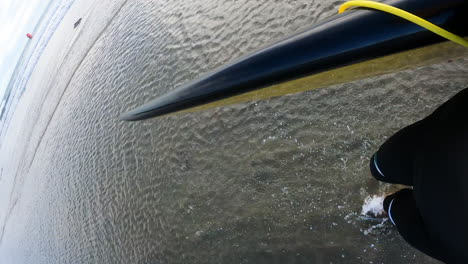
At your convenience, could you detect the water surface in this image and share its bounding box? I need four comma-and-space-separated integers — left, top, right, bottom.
0, 0, 467, 263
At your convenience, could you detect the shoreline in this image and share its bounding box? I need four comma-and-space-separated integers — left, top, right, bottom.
0, 0, 129, 246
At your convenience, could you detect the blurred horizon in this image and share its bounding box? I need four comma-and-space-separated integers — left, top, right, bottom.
0, 0, 51, 98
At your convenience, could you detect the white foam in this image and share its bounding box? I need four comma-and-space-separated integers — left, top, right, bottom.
361, 195, 385, 217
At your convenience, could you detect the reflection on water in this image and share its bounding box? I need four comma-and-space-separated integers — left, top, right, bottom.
1, 0, 467, 263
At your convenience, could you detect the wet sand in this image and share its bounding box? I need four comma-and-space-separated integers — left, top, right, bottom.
0, 0, 467, 263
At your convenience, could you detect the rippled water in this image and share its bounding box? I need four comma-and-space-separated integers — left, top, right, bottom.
0, 0, 467, 263
0, 0, 76, 142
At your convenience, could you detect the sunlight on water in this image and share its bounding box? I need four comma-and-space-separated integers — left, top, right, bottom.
0, 0, 466, 263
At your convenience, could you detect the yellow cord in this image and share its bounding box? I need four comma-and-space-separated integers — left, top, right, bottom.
339, 0, 468, 48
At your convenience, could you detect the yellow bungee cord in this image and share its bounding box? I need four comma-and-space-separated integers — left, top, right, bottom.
339, 0, 468, 48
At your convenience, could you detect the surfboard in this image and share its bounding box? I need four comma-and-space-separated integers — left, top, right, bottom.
121, 0, 468, 121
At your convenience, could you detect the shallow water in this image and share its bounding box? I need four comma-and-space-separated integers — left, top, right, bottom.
0, 0, 467, 263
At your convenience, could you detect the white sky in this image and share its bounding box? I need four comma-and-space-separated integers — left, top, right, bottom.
0, 0, 51, 97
